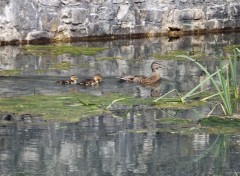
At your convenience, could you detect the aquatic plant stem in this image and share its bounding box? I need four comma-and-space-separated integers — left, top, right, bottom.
107, 98, 126, 109
153, 89, 183, 103
177, 55, 233, 115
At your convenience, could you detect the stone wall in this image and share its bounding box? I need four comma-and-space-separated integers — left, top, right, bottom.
0, 0, 240, 44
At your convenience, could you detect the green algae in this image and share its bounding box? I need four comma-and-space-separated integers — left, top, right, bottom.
128, 116, 240, 135
199, 116, 240, 128
155, 100, 206, 110
158, 117, 192, 125
0, 69, 21, 76
21, 45, 106, 56
1, 92, 240, 134
0, 93, 143, 122
96, 57, 125, 61
223, 44, 240, 53
152, 50, 204, 61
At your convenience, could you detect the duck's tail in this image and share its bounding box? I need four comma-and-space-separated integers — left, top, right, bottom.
117, 76, 135, 83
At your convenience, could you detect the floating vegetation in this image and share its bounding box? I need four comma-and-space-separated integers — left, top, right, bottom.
157, 117, 193, 125
0, 93, 148, 122
96, 56, 125, 61
152, 49, 204, 61
21, 45, 106, 56
223, 44, 240, 53
199, 116, 240, 128
155, 100, 206, 110
128, 117, 240, 134
0, 69, 21, 76
199, 116, 240, 134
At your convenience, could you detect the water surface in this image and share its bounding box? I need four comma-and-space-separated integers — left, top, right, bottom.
0, 114, 240, 176
0, 33, 240, 175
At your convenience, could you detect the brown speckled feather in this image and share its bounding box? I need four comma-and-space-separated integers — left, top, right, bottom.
56, 75, 78, 85
119, 61, 163, 85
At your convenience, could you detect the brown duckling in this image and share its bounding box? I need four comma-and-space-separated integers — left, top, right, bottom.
79, 74, 103, 86
56, 75, 78, 85
119, 61, 164, 85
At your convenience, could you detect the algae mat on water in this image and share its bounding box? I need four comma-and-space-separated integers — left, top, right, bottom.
21, 45, 106, 56
0, 93, 147, 122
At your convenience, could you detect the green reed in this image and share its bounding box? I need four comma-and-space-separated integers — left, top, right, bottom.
229, 48, 240, 99
154, 47, 240, 116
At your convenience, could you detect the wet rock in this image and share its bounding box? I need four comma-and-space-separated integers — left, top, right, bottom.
26, 31, 49, 41
3, 114, 14, 121
0, 113, 46, 124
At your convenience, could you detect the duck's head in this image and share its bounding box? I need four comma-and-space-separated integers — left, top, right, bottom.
70, 75, 78, 81
93, 74, 103, 82
151, 61, 164, 72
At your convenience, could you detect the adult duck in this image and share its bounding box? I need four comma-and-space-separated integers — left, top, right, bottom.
119, 61, 164, 85
56, 75, 78, 85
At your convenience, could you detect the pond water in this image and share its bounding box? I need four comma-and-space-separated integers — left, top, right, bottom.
0, 115, 240, 176
0, 33, 240, 175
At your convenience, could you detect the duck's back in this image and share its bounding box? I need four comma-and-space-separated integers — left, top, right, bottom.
138, 72, 160, 84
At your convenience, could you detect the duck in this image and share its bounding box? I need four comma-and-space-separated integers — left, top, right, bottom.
118, 61, 164, 85
56, 75, 78, 85
79, 74, 103, 86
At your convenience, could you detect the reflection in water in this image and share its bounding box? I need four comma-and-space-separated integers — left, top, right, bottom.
0, 114, 240, 176
0, 33, 240, 98
1, 34, 240, 175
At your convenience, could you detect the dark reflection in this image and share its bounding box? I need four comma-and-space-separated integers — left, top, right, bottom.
0, 113, 239, 176
0, 33, 240, 98
1, 33, 240, 175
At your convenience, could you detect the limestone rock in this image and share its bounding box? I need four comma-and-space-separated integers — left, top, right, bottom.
206, 5, 228, 20
117, 4, 130, 21
40, 0, 60, 6
0, 0, 239, 44
71, 8, 88, 25
26, 31, 49, 41
230, 3, 240, 17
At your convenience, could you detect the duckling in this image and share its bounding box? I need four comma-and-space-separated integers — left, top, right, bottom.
56, 75, 78, 85
118, 61, 164, 85
79, 74, 103, 86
